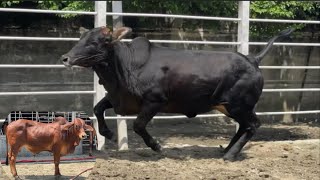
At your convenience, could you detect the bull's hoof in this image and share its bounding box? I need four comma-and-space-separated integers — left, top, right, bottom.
219, 145, 226, 153
223, 154, 237, 162
99, 130, 114, 140
151, 143, 162, 153
110, 134, 117, 143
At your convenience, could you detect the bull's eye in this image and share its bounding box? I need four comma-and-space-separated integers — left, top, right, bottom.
86, 44, 96, 49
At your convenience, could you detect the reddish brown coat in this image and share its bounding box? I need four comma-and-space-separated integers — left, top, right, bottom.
5, 118, 94, 177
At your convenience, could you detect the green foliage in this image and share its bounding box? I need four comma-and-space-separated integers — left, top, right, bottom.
0, 1, 94, 18
1, 1, 20, 7
122, 0, 238, 30
250, 1, 320, 37
0, 1, 318, 35
38, 1, 94, 18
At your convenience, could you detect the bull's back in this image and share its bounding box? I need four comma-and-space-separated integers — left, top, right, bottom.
147, 47, 259, 83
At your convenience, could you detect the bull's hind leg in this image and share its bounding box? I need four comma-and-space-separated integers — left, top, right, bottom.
223, 111, 261, 161
133, 102, 162, 152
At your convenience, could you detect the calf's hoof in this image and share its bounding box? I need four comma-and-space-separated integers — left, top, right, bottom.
54, 175, 62, 180
14, 175, 22, 180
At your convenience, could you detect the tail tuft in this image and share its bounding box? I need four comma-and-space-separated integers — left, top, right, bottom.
278, 28, 295, 37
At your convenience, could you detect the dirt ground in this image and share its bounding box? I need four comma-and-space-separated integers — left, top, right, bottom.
1, 120, 319, 180
1, 158, 95, 180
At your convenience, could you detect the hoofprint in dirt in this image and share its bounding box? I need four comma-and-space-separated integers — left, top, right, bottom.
1, 155, 95, 180
88, 139, 319, 180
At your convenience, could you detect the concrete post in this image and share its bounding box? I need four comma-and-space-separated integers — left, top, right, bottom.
112, 1, 129, 151
94, 1, 107, 150
236, 1, 250, 131
237, 1, 250, 55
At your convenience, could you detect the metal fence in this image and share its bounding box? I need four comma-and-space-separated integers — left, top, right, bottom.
0, 1, 319, 150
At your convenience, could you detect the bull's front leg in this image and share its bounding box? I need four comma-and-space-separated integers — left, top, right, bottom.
93, 96, 114, 140
133, 101, 163, 152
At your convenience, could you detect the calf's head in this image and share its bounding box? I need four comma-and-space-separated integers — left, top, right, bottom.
61, 26, 132, 67
62, 118, 94, 143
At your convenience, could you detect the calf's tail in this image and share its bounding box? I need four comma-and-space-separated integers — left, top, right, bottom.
254, 28, 294, 64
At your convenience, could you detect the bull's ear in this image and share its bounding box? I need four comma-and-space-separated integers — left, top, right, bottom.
111, 27, 132, 42
79, 27, 89, 35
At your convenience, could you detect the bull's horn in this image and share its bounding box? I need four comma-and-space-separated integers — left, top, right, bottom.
79, 27, 89, 35
112, 27, 132, 42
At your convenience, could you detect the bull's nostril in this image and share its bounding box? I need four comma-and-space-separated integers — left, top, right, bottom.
61, 55, 69, 63
62, 57, 68, 62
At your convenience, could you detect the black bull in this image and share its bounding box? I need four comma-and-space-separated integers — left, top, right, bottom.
61, 27, 293, 160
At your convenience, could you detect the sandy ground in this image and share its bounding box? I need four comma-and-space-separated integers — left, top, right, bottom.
1, 120, 319, 180
88, 139, 320, 180
1, 156, 95, 180
87, 121, 320, 180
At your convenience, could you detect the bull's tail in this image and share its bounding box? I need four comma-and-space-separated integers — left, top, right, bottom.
5, 125, 9, 165
254, 28, 294, 64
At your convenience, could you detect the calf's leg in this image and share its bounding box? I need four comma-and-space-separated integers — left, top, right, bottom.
8, 146, 19, 178
133, 102, 162, 152
93, 96, 114, 140
53, 153, 61, 176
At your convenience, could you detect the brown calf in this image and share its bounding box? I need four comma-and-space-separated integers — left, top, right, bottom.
5, 118, 94, 178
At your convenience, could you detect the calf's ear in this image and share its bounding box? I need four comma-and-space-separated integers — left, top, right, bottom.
84, 124, 94, 132
62, 122, 74, 131
111, 27, 132, 42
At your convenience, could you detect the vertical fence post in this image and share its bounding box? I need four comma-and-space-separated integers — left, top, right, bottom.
237, 1, 250, 55
94, 1, 107, 150
112, 1, 129, 151
7, 113, 11, 124
236, 1, 250, 131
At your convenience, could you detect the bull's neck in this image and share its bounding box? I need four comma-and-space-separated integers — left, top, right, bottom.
112, 42, 142, 95
91, 42, 141, 96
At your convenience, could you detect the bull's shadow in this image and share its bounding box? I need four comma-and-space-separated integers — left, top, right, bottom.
95, 145, 248, 162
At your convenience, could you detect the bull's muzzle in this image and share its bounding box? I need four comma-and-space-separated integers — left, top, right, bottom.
60, 55, 71, 66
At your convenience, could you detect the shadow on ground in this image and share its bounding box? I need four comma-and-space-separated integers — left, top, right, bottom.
103, 119, 319, 152
17, 175, 85, 180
